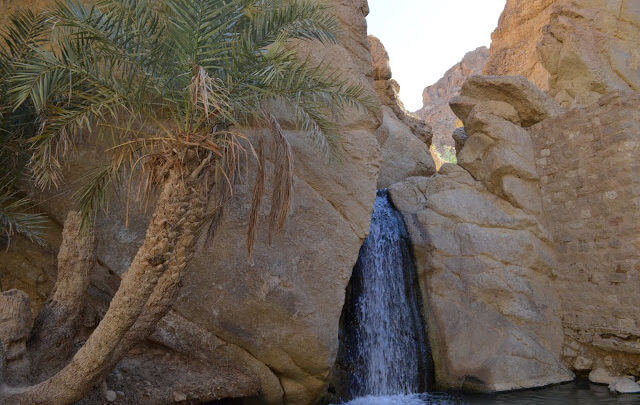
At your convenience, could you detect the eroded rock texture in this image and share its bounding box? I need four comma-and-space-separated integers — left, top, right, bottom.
485, 0, 640, 108
0, 290, 32, 385
0, 0, 381, 403
483, 0, 556, 91
538, 0, 640, 108
530, 91, 640, 377
482, 0, 640, 379
390, 75, 573, 392
368, 35, 435, 188
416, 47, 489, 150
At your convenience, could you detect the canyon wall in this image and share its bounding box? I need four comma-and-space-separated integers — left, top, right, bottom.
530, 91, 640, 376
482, 0, 555, 91
0, 0, 382, 403
368, 35, 435, 188
390, 75, 573, 392
416, 47, 489, 151
481, 0, 640, 379
485, 0, 640, 108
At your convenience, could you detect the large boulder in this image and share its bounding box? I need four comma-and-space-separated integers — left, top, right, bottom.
0, 0, 382, 403
416, 47, 489, 151
389, 75, 572, 392
377, 106, 435, 188
389, 166, 573, 392
449, 75, 561, 217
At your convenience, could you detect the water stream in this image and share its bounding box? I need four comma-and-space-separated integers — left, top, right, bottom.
334, 189, 431, 401
333, 190, 637, 404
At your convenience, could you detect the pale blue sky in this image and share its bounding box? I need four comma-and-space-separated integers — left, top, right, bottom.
367, 0, 507, 111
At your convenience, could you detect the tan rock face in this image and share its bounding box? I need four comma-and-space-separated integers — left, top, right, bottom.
367, 35, 435, 188
483, 0, 556, 90
389, 75, 573, 392
538, 0, 640, 108
376, 106, 435, 188
0, 290, 32, 385
530, 91, 640, 377
389, 165, 572, 392
485, 0, 640, 108
416, 47, 489, 150
449, 75, 561, 216
368, 35, 433, 148
368, 35, 391, 81
1, 1, 381, 404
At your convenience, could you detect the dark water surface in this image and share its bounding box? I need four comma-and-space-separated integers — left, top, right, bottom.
339, 380, 640, 404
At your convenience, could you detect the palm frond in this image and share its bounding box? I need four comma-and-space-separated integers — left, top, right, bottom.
2, 0, 378, 256
0, 177, 47, 249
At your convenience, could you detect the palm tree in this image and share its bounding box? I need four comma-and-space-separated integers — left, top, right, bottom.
0, 0, 375, 403
0, 10, 49, 250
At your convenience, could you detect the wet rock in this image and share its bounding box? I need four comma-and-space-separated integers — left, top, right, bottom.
389, 164, 573, 392
105, 390, 117, 402
573, 356, 593, 371
589, 368, 616, 385
609, 378, 640, 394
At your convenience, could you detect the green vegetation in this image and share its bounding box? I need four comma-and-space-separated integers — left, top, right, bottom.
0, 1, 376, 402
430, 144, 457, 167
0, 10, 51, 248
2, 0, 375, 250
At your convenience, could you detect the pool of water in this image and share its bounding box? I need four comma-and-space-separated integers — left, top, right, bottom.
338, 380, 640, 404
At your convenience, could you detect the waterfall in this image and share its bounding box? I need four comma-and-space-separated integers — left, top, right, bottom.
334, 189, 432, 401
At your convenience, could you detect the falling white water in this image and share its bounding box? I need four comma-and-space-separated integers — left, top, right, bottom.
342, 189, 429, 399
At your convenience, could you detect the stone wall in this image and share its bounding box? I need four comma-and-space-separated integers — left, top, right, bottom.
530, 91, 640, 375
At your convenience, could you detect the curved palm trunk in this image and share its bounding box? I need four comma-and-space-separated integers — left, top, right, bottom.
28, 211, 96, 381
2, 168, 207, 405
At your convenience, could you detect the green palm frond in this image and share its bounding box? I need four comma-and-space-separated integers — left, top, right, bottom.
0, 177, 47, 249
4, 0, 378, 253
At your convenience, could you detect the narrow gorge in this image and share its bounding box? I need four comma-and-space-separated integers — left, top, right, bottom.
1, 0, 639, 404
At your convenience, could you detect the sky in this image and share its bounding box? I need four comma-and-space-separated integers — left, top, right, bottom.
366, 0, 507, 111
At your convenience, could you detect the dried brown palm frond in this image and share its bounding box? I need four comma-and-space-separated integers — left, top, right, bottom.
8, 0, 377, 257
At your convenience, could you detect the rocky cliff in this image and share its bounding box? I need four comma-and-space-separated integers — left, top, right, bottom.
416, 47, 489, 151
2, 0, 640, 402
390, 75, 573, 392
482, 0, 555, 91
0, 0, 382, 403
479, 0, 640, 380
368, 35, 435, 188
485, 0, 640, 108
531, 91, 640, 377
